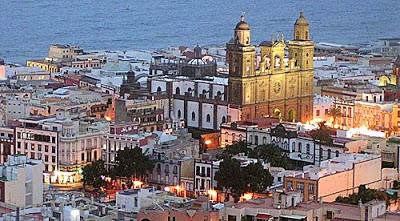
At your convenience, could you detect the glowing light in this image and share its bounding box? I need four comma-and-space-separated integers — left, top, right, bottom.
133, 180, 143, 189
105, 116, 111, 121
242, 192, 253, 200
175, 185, 181, 191
204, 140, 212, 145
207, 189, 217, 201
164, 186, 170, 192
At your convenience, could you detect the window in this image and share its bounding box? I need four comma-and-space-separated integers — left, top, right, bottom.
177, 110, 182, 118
206, 114, 211, 123
308, 183, 315, 194
316, 109, 320, 117
52, 156, 56, 163
298, 143, 302, 152
45, 145, 49, 152
207, 167, 210, 177
51, 136, 56, 143
81, 153, 85, 161
297, 182, 305, 192
38, 144, 42, 151
325, 109, 329, 115
254, 136, 258, 145
335, 150, 339, 157
263, 137, 266, 144
328, 149, 332, 159
306, 144, 310, 154
157, 87, 162, 92
52, 146, 56, 153
45, 155, 48, 162
221, 116, 226, 123
196, 166, 200, 175
191, 112, 196, 121
175, 87, 180, 95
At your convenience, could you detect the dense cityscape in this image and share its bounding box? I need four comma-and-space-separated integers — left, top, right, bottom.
0, 9, 400, 221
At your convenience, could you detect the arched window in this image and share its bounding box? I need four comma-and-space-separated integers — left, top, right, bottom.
81, 153, 85, 161
173, 166, 178, 174
284, 141, 288, 150
335, 150, 339, 157
206, 114, 211, 122
254, 136, 259, 145
298, 143, 302, 152
157, 86, 162, 92
263, 137, 267, 144
156, 164, 161, 174
328, 149, 332, 159
249, 135, 253, 143
191, 112, 196, 121
221, 116, 226, 123
165, 165, 169, 174
175, 87, 180, 95
292, 142, 296, 152
93, 151, 97, 160
177, 110, 182, 118
188, 88, 192, 93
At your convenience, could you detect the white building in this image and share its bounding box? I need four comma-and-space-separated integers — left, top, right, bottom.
313, 95, 334, 123
5, 95, 31, 122
103, 122, 156, 170
116, 187, 159, 213
0, 155, 43, 208
15, 108, 107, 184
194, 154, 263, 201
150, 75, 228, 130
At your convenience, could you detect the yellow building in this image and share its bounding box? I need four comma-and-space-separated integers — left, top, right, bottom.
227, 12, 314, 123
26, 59, 61, 73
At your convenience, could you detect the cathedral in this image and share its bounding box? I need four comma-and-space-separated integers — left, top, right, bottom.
227, 12, 314, 123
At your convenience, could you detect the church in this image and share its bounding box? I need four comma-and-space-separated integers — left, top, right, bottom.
227, 12, 314, 123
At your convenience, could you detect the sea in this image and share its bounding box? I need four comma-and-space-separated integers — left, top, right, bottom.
1, 0, 399, 64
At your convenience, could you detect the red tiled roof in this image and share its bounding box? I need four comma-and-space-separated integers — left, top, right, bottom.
256, 213, 272, 219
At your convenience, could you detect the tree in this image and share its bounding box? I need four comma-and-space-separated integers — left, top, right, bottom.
327, 107, 342, 127
82, 160, 107, 189
250, 144, 294, 170
215, 158, 274, 202
335, 185, 390, 205
113, 147, 154, 180
218, 140, 251, 159
214, 157, 246, 202
244, 162, 273, 193
309, 121, 333, 145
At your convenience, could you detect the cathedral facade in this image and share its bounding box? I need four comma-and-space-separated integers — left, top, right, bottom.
227, 12, 314, 123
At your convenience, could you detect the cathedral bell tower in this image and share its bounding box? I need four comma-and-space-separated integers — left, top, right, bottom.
227, 16, 256, 106
288, 12, 314, 122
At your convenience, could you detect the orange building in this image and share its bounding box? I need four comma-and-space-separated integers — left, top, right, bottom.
284, 154, 382, 202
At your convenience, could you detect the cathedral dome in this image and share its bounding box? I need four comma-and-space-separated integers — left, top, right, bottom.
295, 12, 309, 26
235, 15, 250, 30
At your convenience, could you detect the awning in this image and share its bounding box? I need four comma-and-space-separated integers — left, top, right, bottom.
256, 213, 273, 220
280, 214, 307, 220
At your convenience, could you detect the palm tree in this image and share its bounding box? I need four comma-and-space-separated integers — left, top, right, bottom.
327, 107, 342, 127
